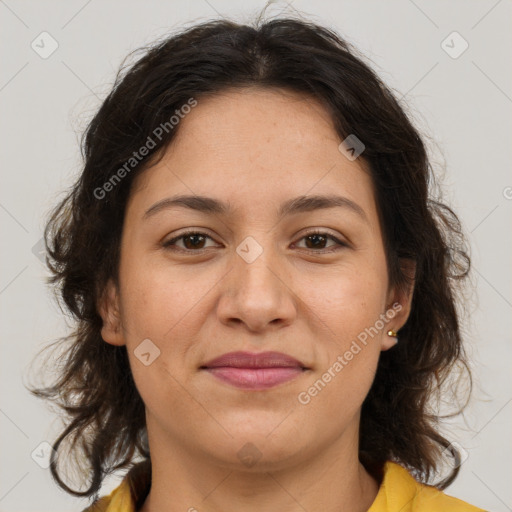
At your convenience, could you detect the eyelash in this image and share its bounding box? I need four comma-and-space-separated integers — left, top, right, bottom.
162, 229, 348, 254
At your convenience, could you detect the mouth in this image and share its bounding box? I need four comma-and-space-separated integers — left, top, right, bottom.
200, 351, 309, 390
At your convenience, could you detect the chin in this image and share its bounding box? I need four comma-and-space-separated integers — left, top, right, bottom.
201, 416, 310, 469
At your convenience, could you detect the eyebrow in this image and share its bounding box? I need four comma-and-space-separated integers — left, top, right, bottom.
143, 194, 368, 222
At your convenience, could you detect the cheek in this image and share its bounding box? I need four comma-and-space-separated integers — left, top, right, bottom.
119, 262, 201, 415
119, 255, 203, 339
297, 350, 379, 433
118, 256, 218, 401
297, 268, 385, 416
297, 256, 387, 395
302, 256, 388, 336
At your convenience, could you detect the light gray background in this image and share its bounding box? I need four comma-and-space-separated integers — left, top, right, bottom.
1, 1, 511, 511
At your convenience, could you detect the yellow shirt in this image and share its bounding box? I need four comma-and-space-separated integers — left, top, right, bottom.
82, 460, 485, 512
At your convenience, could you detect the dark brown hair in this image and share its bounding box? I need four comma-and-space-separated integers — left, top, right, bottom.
26, 15, 472, 503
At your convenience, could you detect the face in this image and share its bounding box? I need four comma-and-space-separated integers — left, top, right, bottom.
99, 87, 414, 470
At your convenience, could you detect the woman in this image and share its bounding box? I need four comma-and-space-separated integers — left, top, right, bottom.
29, 16, 485, 512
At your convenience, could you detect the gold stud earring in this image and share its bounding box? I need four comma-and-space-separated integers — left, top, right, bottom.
387, 329, 398, 338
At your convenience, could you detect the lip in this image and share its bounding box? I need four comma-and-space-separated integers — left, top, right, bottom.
201, 351, 308, 390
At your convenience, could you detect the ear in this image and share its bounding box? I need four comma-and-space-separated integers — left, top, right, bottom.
381, 258, 416, 351
97, 278, 125, 346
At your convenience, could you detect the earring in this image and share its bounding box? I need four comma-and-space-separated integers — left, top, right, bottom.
387, 329, 398, 338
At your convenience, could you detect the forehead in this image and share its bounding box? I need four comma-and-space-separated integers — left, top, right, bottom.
167, 87, 340, 166
128, 87, 377, 225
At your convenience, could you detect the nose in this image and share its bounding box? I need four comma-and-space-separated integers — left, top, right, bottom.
216, 243, 297, 334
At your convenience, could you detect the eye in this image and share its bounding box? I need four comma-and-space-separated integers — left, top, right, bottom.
293, 230, 348, 253
162, 231, 218, 252
162, 229, 348, 254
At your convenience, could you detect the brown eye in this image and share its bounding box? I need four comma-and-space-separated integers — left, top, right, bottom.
163, 231, 216, 252
295, 231, 347, 253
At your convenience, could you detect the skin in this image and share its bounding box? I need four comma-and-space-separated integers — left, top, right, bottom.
99, 87, 415, 512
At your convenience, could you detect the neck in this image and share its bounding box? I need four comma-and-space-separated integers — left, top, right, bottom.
139, 420, 379, 512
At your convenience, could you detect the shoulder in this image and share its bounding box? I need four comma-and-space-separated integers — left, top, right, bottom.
79, 460, 150, 512
80, 479, 134, 512
368, 461, 487, 512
